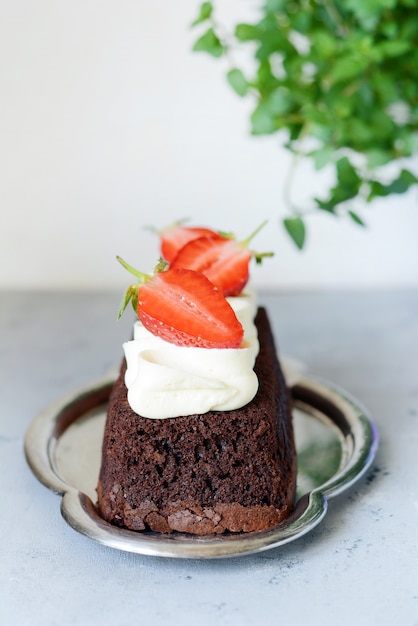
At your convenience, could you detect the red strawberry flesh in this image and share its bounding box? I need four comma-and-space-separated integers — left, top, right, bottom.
138, 268, 244, 348
170, 237, 252, 296
160, 226, 222, 262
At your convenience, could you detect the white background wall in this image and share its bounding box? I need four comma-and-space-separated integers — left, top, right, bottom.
1, 0, 417, 291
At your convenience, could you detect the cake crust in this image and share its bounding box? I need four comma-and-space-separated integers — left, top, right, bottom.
97, 307, 296, 534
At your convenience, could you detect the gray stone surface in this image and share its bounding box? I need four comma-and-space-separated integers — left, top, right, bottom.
1, 289, 417, 626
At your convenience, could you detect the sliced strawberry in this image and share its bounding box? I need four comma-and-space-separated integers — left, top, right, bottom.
139, 269, 243, 348
170, 221, 273, 296
170, 237, 251, 296
159, 223, 223, 262
116, 257, 243, 349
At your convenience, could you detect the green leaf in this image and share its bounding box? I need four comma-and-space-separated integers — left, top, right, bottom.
311, 146, 335, 170
311, 30, 337, 57
357, 82, 375, 108
366, 149, 392, 168
316, 157, 362, 211
329, 55, 368, 84
345, 0, 396, 31
315, 198, 338, 213
254, 19, 292, 61
371, 71, 401, 103
348, 210, 366, 226
283, 217, 306, 249
265, 0, 288, 12
387, 169, 418, 193
381, 21, 398, 38
403, 132, 418, 155
336, 157, 361, 189
250, 103, 277, 134
300, 103, 330, 126
376, 40, 410, 59
226, 68, 248, 97
267, 88, 293, 115
192, 27, 224, 58
367, 169, 418, 201
292, 10, 311, 34
235, 23, 260, 42
310, 123, 333, 144
191, 2, 213, 26
367, 180, 388, 200
256, 59, 280, 95
250, 89, 293, 134
334, 118, 373, 150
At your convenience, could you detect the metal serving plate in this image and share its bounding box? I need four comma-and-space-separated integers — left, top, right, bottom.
24, 372, 378, 559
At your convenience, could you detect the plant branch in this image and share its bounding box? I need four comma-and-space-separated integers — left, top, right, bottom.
320, 0, 349, 37
283, 123, 313, 216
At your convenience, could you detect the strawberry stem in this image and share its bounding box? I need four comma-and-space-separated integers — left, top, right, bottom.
239, 220, 274, 262
117, 283, 139, 320
116, 256, 151, 320
218, 230, 235, 240
242, 219, 269, 247
153, 258, 169, 273
116, 256, 150, 283
116, 256, 169, 320
253, 251, 275, 264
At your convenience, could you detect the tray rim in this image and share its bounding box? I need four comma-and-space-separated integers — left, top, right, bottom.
24, 372, 379, 559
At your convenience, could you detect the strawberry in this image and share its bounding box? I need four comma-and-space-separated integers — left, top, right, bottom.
117, 257, 244, 349
157, 220, 224, 262
169, 221, 273, 296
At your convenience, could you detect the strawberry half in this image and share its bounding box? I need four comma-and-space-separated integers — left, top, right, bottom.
170, 221, 273, 296
158, 222, 223, 262
117, 257, 244, 349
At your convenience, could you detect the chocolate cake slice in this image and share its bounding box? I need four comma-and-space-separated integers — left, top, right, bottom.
97, 307, 296, 534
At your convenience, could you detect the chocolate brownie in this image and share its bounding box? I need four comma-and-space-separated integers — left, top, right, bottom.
97, 307, 296, 534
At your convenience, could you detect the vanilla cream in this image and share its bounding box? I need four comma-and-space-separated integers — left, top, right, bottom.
123, 288, 259, 419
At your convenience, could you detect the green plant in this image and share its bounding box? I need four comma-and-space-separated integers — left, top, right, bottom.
191, 0, 418, 248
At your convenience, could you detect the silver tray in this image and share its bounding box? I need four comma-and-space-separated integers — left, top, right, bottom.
24, 373, 378, 559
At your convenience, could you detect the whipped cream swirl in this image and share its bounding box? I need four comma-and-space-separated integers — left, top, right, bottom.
123, 288, 259, 419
